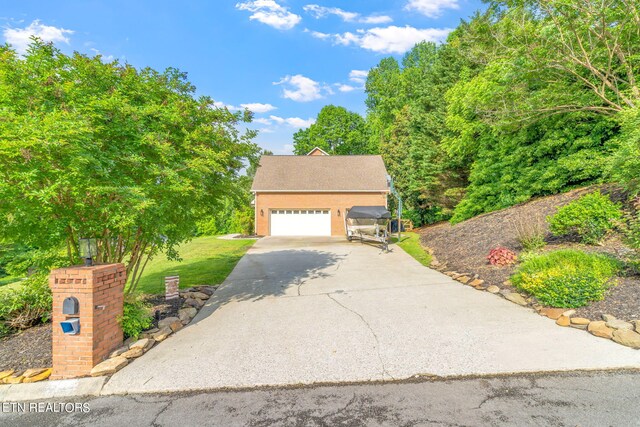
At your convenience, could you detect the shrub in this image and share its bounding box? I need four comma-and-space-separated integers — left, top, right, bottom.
119, 296, 153, 340
487, 247, 517, 266
0, 273, 52, 336
548, 191, 622, 244
512, 212, 546, 251
511, 249, 622, 308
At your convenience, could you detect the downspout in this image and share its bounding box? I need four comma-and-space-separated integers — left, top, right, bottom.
386, 175, 402, 242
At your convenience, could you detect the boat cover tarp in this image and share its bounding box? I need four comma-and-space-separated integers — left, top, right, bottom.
346, 206, 391, 220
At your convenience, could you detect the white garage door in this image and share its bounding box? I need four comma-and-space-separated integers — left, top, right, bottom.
270, 209, 331, 236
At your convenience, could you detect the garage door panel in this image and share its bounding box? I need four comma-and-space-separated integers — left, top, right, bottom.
270, 209, 331, 236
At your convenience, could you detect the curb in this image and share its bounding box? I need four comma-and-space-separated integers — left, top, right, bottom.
0, 377, 105, 402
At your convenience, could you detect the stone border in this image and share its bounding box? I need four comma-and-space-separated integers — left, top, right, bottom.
89, 285, 216, 376
439, 269, 640, 349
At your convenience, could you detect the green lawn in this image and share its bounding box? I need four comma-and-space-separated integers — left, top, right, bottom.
0, 278, 23, 295
134, 236, 256, 294
396, 232, 433, 266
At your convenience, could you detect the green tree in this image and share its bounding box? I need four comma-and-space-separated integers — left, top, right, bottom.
0, 40, 258, 292
293, 105, 369, 155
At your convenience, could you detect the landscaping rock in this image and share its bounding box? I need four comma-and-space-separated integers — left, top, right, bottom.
195, 286, 215, 295
169, 320, 183, 333
152, 327, 172, 342
0, 370, 15, 381
22, 368, 48, 378
457, 276, 471, 284
570, 317, 590, 326
556, 316, 571, 327
612, 329, 640, 349
469, 279, 484, 287
110, 346, 129, 358
505, 293, 528, 306
190, 291, 210, 300
4, 375, 24, 384
179, 307, 197, 324
602, 314, 616, 322
91, 356, 128, 376
486, 285, 500, 294
158, 316, 181, 329
634, 320, 640, 333
443, 271, 456, 277
129, 338, 153, 351
540, 308, 566, 320
606, 319, 634, 330
23, 368, 52, 383
121, 347, 144, 359
184, 298, 204, 309
562, 309, 576, 317
503, 280, 512, 286
588, 321, 614, 339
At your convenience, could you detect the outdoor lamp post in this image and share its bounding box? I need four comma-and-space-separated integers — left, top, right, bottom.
78, 238, 98, 266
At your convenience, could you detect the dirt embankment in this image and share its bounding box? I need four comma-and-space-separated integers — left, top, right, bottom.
418, 186, 640, 320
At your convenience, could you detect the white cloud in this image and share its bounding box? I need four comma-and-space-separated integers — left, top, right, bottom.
331, 25, 451, 54
304, 28, 331, 39
240, 102, 277, 113
3, 20, 73, 54
269, 115, 315, 128
273, 74, 324, 102
253, 117, 273, 125
349, 69, 368, 85
236, 0, 301, 30
405, 0, 459, 18
337, 84, 357, 92
303, 4, 392, 24
89, 48, 115, 62
213, 101, 240, 111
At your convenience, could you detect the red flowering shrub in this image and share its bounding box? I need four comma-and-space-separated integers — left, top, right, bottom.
487, 247, 517, 266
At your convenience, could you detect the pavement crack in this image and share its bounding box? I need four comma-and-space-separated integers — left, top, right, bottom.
150, 399, 173, 427
326, 293, 395, 381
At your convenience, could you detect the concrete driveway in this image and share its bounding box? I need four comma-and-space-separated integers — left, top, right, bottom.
103, 237, 640, 395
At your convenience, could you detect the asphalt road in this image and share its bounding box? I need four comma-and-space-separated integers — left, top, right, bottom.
2, 370, 640, 426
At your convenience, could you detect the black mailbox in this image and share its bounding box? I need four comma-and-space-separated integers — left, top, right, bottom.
63, 297, 79, 315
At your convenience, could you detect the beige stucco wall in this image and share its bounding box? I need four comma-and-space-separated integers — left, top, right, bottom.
254, 192, 388, 236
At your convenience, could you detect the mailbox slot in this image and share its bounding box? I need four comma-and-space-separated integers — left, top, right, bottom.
60, 318, 80, 335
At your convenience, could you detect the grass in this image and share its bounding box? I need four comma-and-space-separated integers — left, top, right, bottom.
0, 280, 23, 295
395, 232, 433, 266
134, 236, 255, 294
0, 275, 20, 287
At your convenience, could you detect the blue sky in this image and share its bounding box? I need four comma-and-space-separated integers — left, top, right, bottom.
1, 0, 485, 154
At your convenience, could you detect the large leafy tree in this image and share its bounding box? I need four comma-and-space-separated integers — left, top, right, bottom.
0, 40, 258, 292
292, 105, 369, 155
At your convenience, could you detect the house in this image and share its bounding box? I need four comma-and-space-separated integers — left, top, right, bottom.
251, 148, 390, 236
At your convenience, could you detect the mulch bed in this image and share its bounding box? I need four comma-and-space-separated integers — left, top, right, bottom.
0, 294, 184, 373
0, 323, 52, 372
419, 186, 640, 322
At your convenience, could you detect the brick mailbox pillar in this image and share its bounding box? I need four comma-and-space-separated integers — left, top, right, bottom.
49, 264, 126, 380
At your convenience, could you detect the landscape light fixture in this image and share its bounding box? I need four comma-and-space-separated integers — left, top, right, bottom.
260, 209, 264, 216
78, 237, 98, 267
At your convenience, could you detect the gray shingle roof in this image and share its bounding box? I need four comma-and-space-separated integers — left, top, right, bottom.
251, 155, 390, 192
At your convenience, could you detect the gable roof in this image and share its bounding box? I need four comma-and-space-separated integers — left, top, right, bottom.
251, 155, 390, 192
307, 147, 329, 156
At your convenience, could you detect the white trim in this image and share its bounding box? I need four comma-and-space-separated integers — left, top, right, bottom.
306, 147, 329, 156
